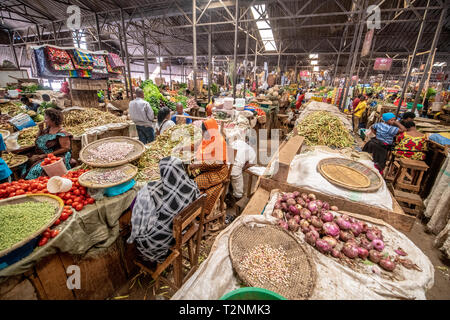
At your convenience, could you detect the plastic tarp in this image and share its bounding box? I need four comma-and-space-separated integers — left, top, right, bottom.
172, 193, 434, 300
287, 149, 393, 211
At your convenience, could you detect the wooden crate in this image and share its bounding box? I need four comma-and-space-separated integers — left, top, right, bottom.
70, 79, 90, 90
89, 80, 108, 91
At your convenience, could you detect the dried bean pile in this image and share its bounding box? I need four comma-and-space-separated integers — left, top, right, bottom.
87, 142, 134, 163
85, 168, 128, 185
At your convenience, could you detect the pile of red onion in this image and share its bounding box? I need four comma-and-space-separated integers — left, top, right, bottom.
273, 192, 397, 272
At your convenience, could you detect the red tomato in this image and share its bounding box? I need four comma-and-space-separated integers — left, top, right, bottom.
73, 189, 80, 196
38, 237, 48, 246
60, 212, 69, 221
66, 199, 73, 205
16, 189, 25, 195
42, 189, 48, 193
50, 230, 59, 238
64, 205, 71, 210
83, 200, 88, 206
74, 197, 82, 203
6, 187, 14, 194
31, 189, 38, 193
53, 219, 60, 226
43, 230, 51, 238
72, 201, 79, 208
80, 188, 86, 195
75, 204, 83, 211
10, 192, 16, 197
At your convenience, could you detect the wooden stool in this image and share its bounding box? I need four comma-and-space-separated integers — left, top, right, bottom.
393, 189, 424, 216
393, 158, 429, 194
384, 159, 400, 183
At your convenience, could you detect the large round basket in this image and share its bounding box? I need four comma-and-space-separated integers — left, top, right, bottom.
317, 157, 383, 192
79, 137, 145, 168
78, 164, 138, 189
229, 224, 316, 300
0, 194, 64, 268
1, 154, 28, 169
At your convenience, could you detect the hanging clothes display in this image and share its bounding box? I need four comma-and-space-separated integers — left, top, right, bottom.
33, 47, 68, 78
46, 47, 75, 71
107, 53, 125, 68
92, 55, 108, 74
68, 50, 94, 70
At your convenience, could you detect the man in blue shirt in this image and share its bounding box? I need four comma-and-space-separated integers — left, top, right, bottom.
171, 103, 193, 125
0, 134, 12, 183
20, 96, 40, 112
363, 112, 406, 174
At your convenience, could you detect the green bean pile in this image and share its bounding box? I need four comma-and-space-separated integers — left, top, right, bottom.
0, 202, 55, 251
296, 111, 354, 148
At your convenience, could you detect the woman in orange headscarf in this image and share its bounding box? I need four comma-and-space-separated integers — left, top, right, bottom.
190, 118, 229, 217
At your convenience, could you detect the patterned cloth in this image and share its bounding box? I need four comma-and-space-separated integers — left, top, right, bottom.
108, 53, 125, 68
193, 163, 229, 215
127, 157, 200, 263
69, 70, 92, 78
372, 122, 399, 145
394, 132, 427, 160
68, 50, 94, 70
74, 49, 93, 64
105, 55, 123, 74
46, 47, 74, 71
33, 48, 68, 78
92, 55, 109, 74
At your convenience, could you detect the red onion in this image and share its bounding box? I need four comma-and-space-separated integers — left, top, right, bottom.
281, 202, 288, 212
305, 198, 310, 203
335, 217, 351, 230
305, 231, 318, 246
320, 211, 334, 223
357, 247, 369, 260
293, 215, 301, 224
341, 214, 350, 221
330, 205, 339, 211
366, 227, 383, 241
300, 219, 310, 230
296, 197, 306, 206
379, 258, 396, 272
323, 222, 340, 237
339, 230, 354, 242
309, 229, 320, 239
282, 194, 289, 201
315, 239, 331, 254
394, 248, 407, 256
309, 225, 320, 233
300, 208, 312, 219
278, 220, 289, 230
311, 216, 323, 229
331, 249, 341, 258
359, 237, 373, 251
371, 239, 385, 251
286, 192, 295, 199
293, 191, 300, 198
350, 222, 363, 236
301, 193, 308, 201
322, 236, 338, 248
315, 200, 323, 209
346, 238, 358, 246
289, 205, 300, 216
308, 193, 316, 200
288, 218, 299, 232
274, 200, 281, 209
342, 243, 359, 259
272, 209, 284, 219
369, 249, 382, 263
307, 201, 318, 213
295, 204, 303, 212
287, 198, 297, 206
285, 213, 292, 220
362, 223, 369, 233
322, 201, 330, 210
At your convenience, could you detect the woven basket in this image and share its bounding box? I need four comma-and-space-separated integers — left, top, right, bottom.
229, 224, 316, 300
2, 154, 28, 169
0, 194, 63, 258
317, 157, 383, 192
78, 164, 138, 189
79, 136, 145, 168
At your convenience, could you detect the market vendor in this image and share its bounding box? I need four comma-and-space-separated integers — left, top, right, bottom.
394, 121, 427, 160
189, 119, 229, 216
172, 103, 193, 125
25, 108, 73, 180
0, 133, 12, 183
156, 107, 175, 136
20, 96, 40, 112
352, 95, 367, 134
129, 88, 155, 144
363, 112, 406, 174
295, 90, 305, 110
400, 111, 416, 126
127, 156, 200, 267
206, 97, 215, 117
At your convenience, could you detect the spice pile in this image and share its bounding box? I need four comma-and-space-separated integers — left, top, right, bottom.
86, 142, 134, 163
239, 244, 294, 287
136, 124, 201, 181
18, 126, 39, 147
296, 111, 354, 148
0, 201, 55, 252
272, 192, 421, 273
63, 108, 126, 136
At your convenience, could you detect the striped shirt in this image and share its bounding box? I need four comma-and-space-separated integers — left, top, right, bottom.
372, 122, 399, 145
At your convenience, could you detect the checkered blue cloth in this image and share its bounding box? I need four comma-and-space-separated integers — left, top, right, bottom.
74, 49, 93, 64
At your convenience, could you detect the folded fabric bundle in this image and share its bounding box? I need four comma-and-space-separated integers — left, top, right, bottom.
68, 50, 94, 70
92, 55, 108, 74
74, 49, 94, 64
107, 53, 125, 68
46, 47, 74, 71
33, 47, 68, 78
105, 56, 123, 74
69, 70, 92, 78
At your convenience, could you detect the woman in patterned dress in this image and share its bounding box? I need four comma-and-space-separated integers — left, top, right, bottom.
393, 121, 427, 160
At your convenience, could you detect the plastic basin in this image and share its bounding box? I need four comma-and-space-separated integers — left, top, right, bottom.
220, 287, 286, 300
42, 158, 68, 177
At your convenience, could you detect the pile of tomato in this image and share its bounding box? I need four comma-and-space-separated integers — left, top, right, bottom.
41, 153, 61, 166
0, 169, 95, 212
38, 206, 74, 246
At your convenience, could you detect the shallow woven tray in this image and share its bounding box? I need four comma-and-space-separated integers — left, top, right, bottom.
0, 129, 10, 140
0, 194, 63, 258
229, 224, 316, 300
78, 164, 138, 189
79, 136, 145, 168
2, 154, 28, 169
317, 157, 382, 192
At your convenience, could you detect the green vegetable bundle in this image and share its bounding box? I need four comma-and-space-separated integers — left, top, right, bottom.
296, 111, 354, 148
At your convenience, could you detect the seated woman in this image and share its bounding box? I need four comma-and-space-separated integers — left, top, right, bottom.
394, 121, 427, 160
189, 118, 229, 216
156, 107, 175, 136
127, 156, 200, 265
25, 108, 73, 180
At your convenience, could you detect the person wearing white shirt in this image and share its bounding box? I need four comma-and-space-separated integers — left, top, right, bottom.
156, 107, 175, 136
229, 137, 257, 200
128, 88, 155, 144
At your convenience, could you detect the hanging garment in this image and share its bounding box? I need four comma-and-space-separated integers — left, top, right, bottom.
68, 50, 94, 70
45, 47, 74, 71
108, 52, 125, 68
92, 55, 109, 74
105, 55, 123, 74
73, 49, 94, 65
33, 48, 69, 78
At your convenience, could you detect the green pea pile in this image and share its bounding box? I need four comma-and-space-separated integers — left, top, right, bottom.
0, 202, 55, 252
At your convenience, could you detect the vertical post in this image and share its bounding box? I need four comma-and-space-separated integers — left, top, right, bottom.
412, 6, 446, 113
51, 22, 59, 46
395, 0, 430, 117
294, 57, 298, 83
193, 0, 198, 100
8, 31, 19, 69
253, 42, 258, 85
95, 13, 102, 50
232, 0, 239, 100
277, 42, 282, 85
117, 26, 129, 99
363, 35, 376, 84
158, 44, 162, 80
120, 9, 134, 100
243, 19, 249, 98
208, 22, 212, 102
142, 21, 149, 80
169, 58, 172, 86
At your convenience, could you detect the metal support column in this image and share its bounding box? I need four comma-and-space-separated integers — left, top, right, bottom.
8, 31, 19, 68
243, 18, 249, 98
193, 0, 198, 100
120, 9, 133, 100
253, 42, 258, 85
412, 5, 446, 113
294, 57, 298, 83
158, 44, 162, 80
142, 21, 149, 80
117, 27, 129, 99
277, 42, 282, 85
363, 35, 376, 84
396, 0, 430, 117
208, 23, 212, 102
95, 13, 102, 50
232, 0, 239, 100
